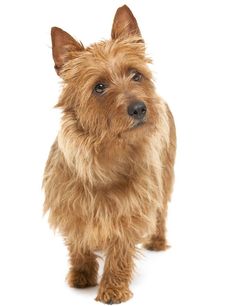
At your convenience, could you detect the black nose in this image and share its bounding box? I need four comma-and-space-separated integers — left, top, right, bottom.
127, 101, 147, 120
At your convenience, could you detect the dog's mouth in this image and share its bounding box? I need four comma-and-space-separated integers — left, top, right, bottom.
119, 119, 148, 137
131, 119, 146, 129
119, 119, 153, 139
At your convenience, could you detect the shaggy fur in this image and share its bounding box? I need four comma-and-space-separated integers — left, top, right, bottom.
43, 5, 176, 304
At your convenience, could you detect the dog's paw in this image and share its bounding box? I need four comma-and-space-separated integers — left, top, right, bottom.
95, 286, 133, 304
67, 268, 97, 288
144, 238, 170, 251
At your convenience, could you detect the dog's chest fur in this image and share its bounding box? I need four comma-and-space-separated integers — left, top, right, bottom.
44, 136, 163, 249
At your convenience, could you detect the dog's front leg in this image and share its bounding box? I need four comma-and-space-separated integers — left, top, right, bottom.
66, 241, 99, 288
96, 239, 135, 304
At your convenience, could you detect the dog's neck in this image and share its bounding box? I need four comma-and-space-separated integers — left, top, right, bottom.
57, 111, 155, 186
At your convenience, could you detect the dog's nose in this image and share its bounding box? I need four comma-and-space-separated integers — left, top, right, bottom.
127, 101, 147, 120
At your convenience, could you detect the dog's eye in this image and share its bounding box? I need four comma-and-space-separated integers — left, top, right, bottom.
94, 83, 106, 95
132, 71, 142, 82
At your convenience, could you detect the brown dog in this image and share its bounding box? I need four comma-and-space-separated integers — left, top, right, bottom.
43, 5, 176, 304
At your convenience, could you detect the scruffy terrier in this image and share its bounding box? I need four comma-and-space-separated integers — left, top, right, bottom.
43, 5, 176, 304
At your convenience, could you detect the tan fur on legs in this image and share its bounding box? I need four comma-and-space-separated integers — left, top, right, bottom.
96, 239, 135, 303
66, 241, 98, 288
144, 206, 169, 251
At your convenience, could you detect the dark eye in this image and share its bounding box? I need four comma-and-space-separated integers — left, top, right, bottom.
94, 83, 106, 95
132, 71, 142, 82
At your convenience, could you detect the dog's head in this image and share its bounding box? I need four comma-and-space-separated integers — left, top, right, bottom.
51, 5, 159, 140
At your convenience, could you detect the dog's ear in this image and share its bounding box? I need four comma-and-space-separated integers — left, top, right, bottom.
111, 5, 141, 40
51, 27, 84, 75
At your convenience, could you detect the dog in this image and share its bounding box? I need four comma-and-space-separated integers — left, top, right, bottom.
43, 5, 176, 304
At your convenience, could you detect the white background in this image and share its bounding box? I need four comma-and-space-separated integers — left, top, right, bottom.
0, 0, 236, 305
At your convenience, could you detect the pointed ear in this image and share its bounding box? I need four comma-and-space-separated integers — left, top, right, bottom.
51, 27, 84, 75
111, 5, 141, 40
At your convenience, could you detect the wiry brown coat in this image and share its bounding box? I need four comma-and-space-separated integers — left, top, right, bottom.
43, 5, 176, 304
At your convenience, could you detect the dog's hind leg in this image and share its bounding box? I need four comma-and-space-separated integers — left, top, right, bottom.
144, 204, 169, 251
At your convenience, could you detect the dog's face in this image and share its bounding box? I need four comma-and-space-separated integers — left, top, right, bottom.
52, 6, 158, 139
